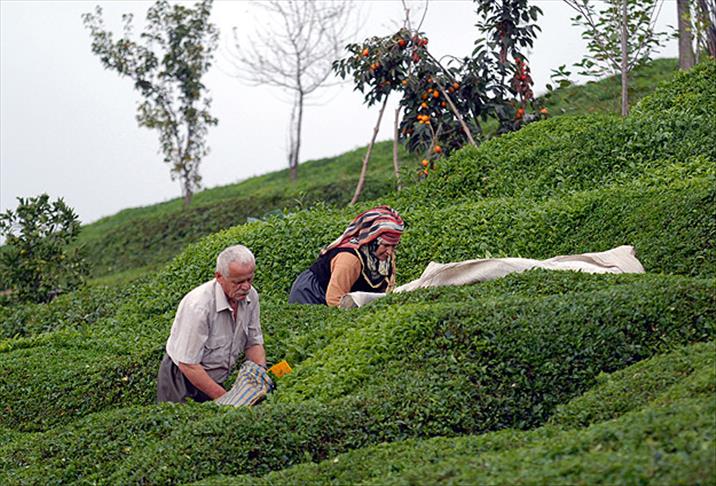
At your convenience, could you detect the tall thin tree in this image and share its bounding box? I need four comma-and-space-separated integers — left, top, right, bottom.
227, 0, 358, 182
83, 0, 218, 207
564, 0, 668, 116
677, 0, 696, 69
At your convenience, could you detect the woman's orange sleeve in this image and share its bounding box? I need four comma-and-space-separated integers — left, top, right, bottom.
325, 252, 362, 307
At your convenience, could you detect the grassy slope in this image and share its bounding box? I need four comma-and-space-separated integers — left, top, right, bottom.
76, 58, 678, 280
78, 141, 409, 278
543, 58, 678, 115
2, 58, 714, 484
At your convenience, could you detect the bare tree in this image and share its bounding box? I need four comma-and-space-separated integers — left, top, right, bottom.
564, 0, 667, 116
227, 0, 358, 181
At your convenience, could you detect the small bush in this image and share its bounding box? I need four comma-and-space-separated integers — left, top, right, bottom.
0, 194, 88, 303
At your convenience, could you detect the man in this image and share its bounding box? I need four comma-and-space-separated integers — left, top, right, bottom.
157, 244, 267, 403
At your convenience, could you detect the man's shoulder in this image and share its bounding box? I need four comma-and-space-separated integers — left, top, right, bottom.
181, 279, 217, 307
248, 286, 260, 304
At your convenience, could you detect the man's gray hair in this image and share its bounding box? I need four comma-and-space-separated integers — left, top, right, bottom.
215, 245, 255, 276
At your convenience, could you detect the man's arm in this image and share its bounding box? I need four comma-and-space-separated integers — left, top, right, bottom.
244, 344, 267, 367
178, 362, 226, 399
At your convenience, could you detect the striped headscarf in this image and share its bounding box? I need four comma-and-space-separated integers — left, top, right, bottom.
321, 205, 405, 254
321, 206, 404, 290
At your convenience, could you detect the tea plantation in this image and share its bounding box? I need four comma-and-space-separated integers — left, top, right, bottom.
0, 60, 714, 484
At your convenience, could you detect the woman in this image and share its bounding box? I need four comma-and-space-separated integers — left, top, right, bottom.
289, 205, 404, 307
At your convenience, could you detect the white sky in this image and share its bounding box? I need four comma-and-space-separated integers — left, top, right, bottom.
1, 0, 678, 224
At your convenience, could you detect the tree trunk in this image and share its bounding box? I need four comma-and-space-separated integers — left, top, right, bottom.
698, 0, 716, 58
182, 181, 193, 208
620, 0, 629, 117
678, 0, 696, 70
439, 85, 477, 145
392, 107, 401, 192
290, 90, 304, 182
350, 96, 388, 206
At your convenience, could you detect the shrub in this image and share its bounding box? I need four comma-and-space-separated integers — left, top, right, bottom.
0, 194, 88, 303
631, 59, 716, 118
190, 342, 715, 486
1, 271, 713, 438
0, 282, 134, 339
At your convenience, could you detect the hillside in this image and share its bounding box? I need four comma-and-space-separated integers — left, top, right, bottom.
77, 59, 678, 282
1, 58, 714, 484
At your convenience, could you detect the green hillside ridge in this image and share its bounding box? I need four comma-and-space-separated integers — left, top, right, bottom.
76, 58, 679, 280
79, 142, 409, 279
192, 340, 715, 485
0, 59, 714, 484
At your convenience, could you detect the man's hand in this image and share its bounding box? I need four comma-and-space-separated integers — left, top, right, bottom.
178, 362, 226, 400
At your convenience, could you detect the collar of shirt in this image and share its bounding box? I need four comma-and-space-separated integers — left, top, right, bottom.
213, 280, 253, 314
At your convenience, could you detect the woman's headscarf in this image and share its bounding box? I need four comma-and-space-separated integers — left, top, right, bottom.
321, 205, 404, 289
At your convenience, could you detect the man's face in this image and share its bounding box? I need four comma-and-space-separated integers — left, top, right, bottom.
216, 261, 255, 302
374, 243, 397, 261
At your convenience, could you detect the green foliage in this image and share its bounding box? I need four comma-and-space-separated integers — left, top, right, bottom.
566, 0, 669, 79
79, 142, 403, 277
191, 342, 715, 486
1, 271, 713, 434
549, 341, 716, 429
0, 282, 136, 339
631, 58, 716, 117
0, 59, 714, 484
1, 323, 712, 483
82, 0, 218, 206
0, 194, 88, 304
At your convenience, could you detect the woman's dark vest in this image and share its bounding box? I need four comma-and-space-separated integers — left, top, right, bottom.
309, 247, 390, 293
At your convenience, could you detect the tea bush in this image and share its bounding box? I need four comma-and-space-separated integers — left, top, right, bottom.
0, 282, 135, 339
0, 60, 714, 484
2, 335, 712, 484
402, 59, 715, 205
631, 59, 716, 118
1, 271, 713, 439
90, 162, 712, 317
190, 341, 715, 485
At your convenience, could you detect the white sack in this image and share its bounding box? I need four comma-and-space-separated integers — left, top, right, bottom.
339, 245, 644, 309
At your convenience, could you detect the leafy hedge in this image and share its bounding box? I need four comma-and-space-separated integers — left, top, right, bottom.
631, 59, 716, 118
0, 280, 138, 339
2, 321, 712, 484
0, 60, 714, 484
191, 341, 715, 485
1, 166, 712, 430
140, 165, 715, 306
1, 271, 713, 438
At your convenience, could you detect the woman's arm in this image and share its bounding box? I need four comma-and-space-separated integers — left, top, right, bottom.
325, 252, 362, 307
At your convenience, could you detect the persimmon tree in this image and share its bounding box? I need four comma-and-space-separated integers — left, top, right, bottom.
333, 0, 544, 202
83, 0, 218, 207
